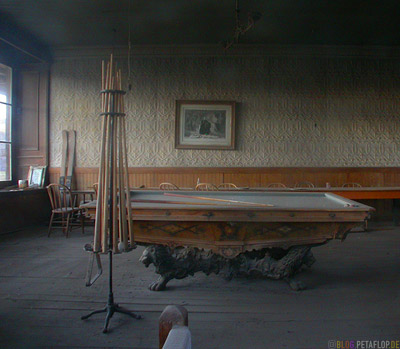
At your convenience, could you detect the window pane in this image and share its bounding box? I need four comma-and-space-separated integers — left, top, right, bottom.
0, 104, 11, 142
0, 142, 11, 181
0, 64, 12, 104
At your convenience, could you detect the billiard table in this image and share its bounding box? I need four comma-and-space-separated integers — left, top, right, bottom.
81, 190, 374, 290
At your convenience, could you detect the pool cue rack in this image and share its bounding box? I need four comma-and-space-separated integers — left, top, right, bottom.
81, 54, 141, 333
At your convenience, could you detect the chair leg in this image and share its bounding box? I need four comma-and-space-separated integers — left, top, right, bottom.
47, 212, 55, 237
65, 213, 71, 238
60, 213, 66, 236
81, 211, 85, 234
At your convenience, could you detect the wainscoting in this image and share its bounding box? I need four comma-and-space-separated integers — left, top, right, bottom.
48, 167, 400, 220
49, 166, 400, 190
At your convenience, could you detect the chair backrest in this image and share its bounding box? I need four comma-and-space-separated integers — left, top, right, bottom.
93, 182, 99, 195
266, 182, 286, 188
159, 182, 179, 190
294, 181, 315, 188
217, 183, 238, 190
47, 183, 75, 210
342, 182, 362, 188
195, 183, 219, 191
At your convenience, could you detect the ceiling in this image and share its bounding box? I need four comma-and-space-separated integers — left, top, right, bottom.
1, 0, 400, 51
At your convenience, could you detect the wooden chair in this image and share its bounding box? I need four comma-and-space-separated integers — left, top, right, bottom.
217, 183, 238, 190
159, 182, 180, 190
195, 183, 219, 191
93, 182, 99, 195
266, 183, 286, 188
342, 182, 362, 188
294, 181, 315, 188
47, 183, 85, 238
159, 305, 190, 349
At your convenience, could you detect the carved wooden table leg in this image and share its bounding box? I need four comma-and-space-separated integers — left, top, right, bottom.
139, 245, 225, 291
139, 244, 316, 291
231, 246, 315, 290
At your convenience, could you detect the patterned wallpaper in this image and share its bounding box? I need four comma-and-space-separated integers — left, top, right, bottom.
49, 46, 400, 168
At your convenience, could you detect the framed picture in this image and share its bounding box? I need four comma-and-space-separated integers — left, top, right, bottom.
175, 100, 236, 150
27, 166, 46, 187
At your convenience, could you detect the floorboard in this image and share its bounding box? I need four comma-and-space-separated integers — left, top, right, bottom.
0, 222, 399, 348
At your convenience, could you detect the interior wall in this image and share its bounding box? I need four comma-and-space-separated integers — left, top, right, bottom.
49, 46, 400, 168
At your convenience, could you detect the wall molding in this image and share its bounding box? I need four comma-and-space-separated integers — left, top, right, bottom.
52, 44, 400, 60
49, 166, 400, 174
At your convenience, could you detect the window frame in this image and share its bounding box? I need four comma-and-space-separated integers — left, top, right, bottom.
0, 63, 14, 188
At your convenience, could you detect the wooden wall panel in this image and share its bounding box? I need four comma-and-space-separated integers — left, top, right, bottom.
49, 169, 59, 185
154, 173, 197, 189
48, 167, 400, 190
128, 172, 153, 188
74, 169, 98, 190
224, 173, 261, 187
19, 71, 39, 150
383, 170, 400, 186
15, 64, 49, 181
345, 170, 384, 187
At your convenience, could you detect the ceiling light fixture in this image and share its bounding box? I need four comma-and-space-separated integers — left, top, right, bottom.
222, 0, 262, 50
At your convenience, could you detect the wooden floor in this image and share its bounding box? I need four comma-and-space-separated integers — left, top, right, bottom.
0, 223, 399, 349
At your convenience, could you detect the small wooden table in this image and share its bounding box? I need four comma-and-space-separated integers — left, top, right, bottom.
71, 189, 95, 204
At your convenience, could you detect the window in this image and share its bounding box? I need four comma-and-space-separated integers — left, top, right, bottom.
0, 63, 12, 182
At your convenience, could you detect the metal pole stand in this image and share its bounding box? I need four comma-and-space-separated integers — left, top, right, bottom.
81, 248, 142, 333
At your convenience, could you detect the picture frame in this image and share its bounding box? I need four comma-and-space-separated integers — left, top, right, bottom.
27, 166, 46, 187
175, 100, 236, 150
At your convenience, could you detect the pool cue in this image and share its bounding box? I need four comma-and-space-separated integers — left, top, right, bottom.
118, 115, 128, 251
112, 123, 118, 253
115, 68, 134, 246
117, 71, 127, 252
115, 72, 128, 251
116, 72, 127, 251
101, 61, 112, 252
120, 75, 131, 251
101, 58, 116, 252
111, 65, 119, 253
131, 199, 264, 206
100, 60, 110, 252
163, 192, 274, 207
102, 60, 112, 249
122, 115, 134, 245
111, 110, 117, 253
94, 60, 108, 252
93, 62, 104, 252
100, 127, 108, 250
108, 59, 116, 252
